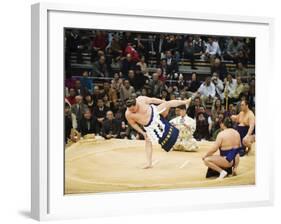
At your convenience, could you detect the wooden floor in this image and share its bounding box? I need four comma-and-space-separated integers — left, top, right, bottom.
65, 138, 255, 195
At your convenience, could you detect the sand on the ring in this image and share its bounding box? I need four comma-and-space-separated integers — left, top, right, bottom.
65, 138, 255, 194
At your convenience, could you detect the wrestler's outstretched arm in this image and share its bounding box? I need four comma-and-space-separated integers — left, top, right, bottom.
126, 113, 153, 169
140, 96, 166, 105
157, 98, 191, 113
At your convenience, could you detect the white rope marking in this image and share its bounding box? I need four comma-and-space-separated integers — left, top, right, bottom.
152, 159, 159, 166
179, 160, 190, 169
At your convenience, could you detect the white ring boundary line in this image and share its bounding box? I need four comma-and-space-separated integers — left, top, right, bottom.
152, 159, 160, 166
179, 160, 190, 169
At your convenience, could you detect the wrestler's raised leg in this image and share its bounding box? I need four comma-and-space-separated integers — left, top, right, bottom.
157, 98, 191, 114
160, 107, 170, 118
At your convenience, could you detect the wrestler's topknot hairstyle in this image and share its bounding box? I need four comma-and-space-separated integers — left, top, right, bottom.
126, 97, 137, 108
222, 116, 233, 128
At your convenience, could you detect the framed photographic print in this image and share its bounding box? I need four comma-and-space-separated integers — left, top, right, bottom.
31, 2, 274, 221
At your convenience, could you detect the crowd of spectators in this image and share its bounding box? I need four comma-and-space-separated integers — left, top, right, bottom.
64, 29, 255, 144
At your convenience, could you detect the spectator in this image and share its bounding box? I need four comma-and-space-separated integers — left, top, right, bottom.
187, 96, 203, 119
235, 62, 250, 82
196, 76, 216, 107
224, 74, 238, 104
174, 34, 184, 59
194, 107, 212, 141
74, 80, 83, 96
210, 112, 225, 140
127, 70, 137, 91
124, 43, 140, 62
92, 31, 107, 50
148, 72, 164, 97
165, 35, 178, 52
80, 71, 92, 94
113, 99, 126, 121
156, 68, 167, 83
120, 79, 135, 102
244, 38, 255, 64
211, 57, 228, 81
67, 29, 81, 52
103, 81, 118, 103
111, 35, 123, 60
67, 30, 83, 63
203, 37, 221, 62
170, 105, 198, 152
141, 88, 148, 97
91, 31, 107, 61
71, 95, 88, 123
65, 78, 76, 90
183, 36, 197, 69
135, 34, 149, 59
94, 98, 109, 129
121, 31, 134, 50
66, 88, 77, 105
84, 94, 95, 112
92, 86, 102, 105
166, 85, 174, 95
154, 34, 168, 63
64, 103, 73, 144
159, 59, 168, 77
177, 73, 187, 91
160, 89, 170, 101
119, 121, 130, 139
104, 47, 113, 75
103, 94, 113, 111
211, 98, 225, 122
92, 56, 109, 77
180, 89, 188, 100
192, 35, 205, 59
78, 109, 100, 137
111, 72, 123, 93
136, 56, 149, 76
211, 72, 225, 101
188, 72, 201, 94
102, 111, 121, 139
224, 37, 244, 63
135, 65, 148, 90
225, 103, 238, 118
121, 53, 136, 78
232, 76, 245, 100
164, 50, 179, 78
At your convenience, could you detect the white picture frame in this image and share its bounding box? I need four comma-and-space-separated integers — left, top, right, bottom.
31, 2, 275, 221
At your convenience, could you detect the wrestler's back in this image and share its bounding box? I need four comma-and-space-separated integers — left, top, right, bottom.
219, 129, 241, 150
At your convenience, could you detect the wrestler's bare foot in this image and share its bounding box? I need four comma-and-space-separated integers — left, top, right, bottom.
142, 164, 153, 169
